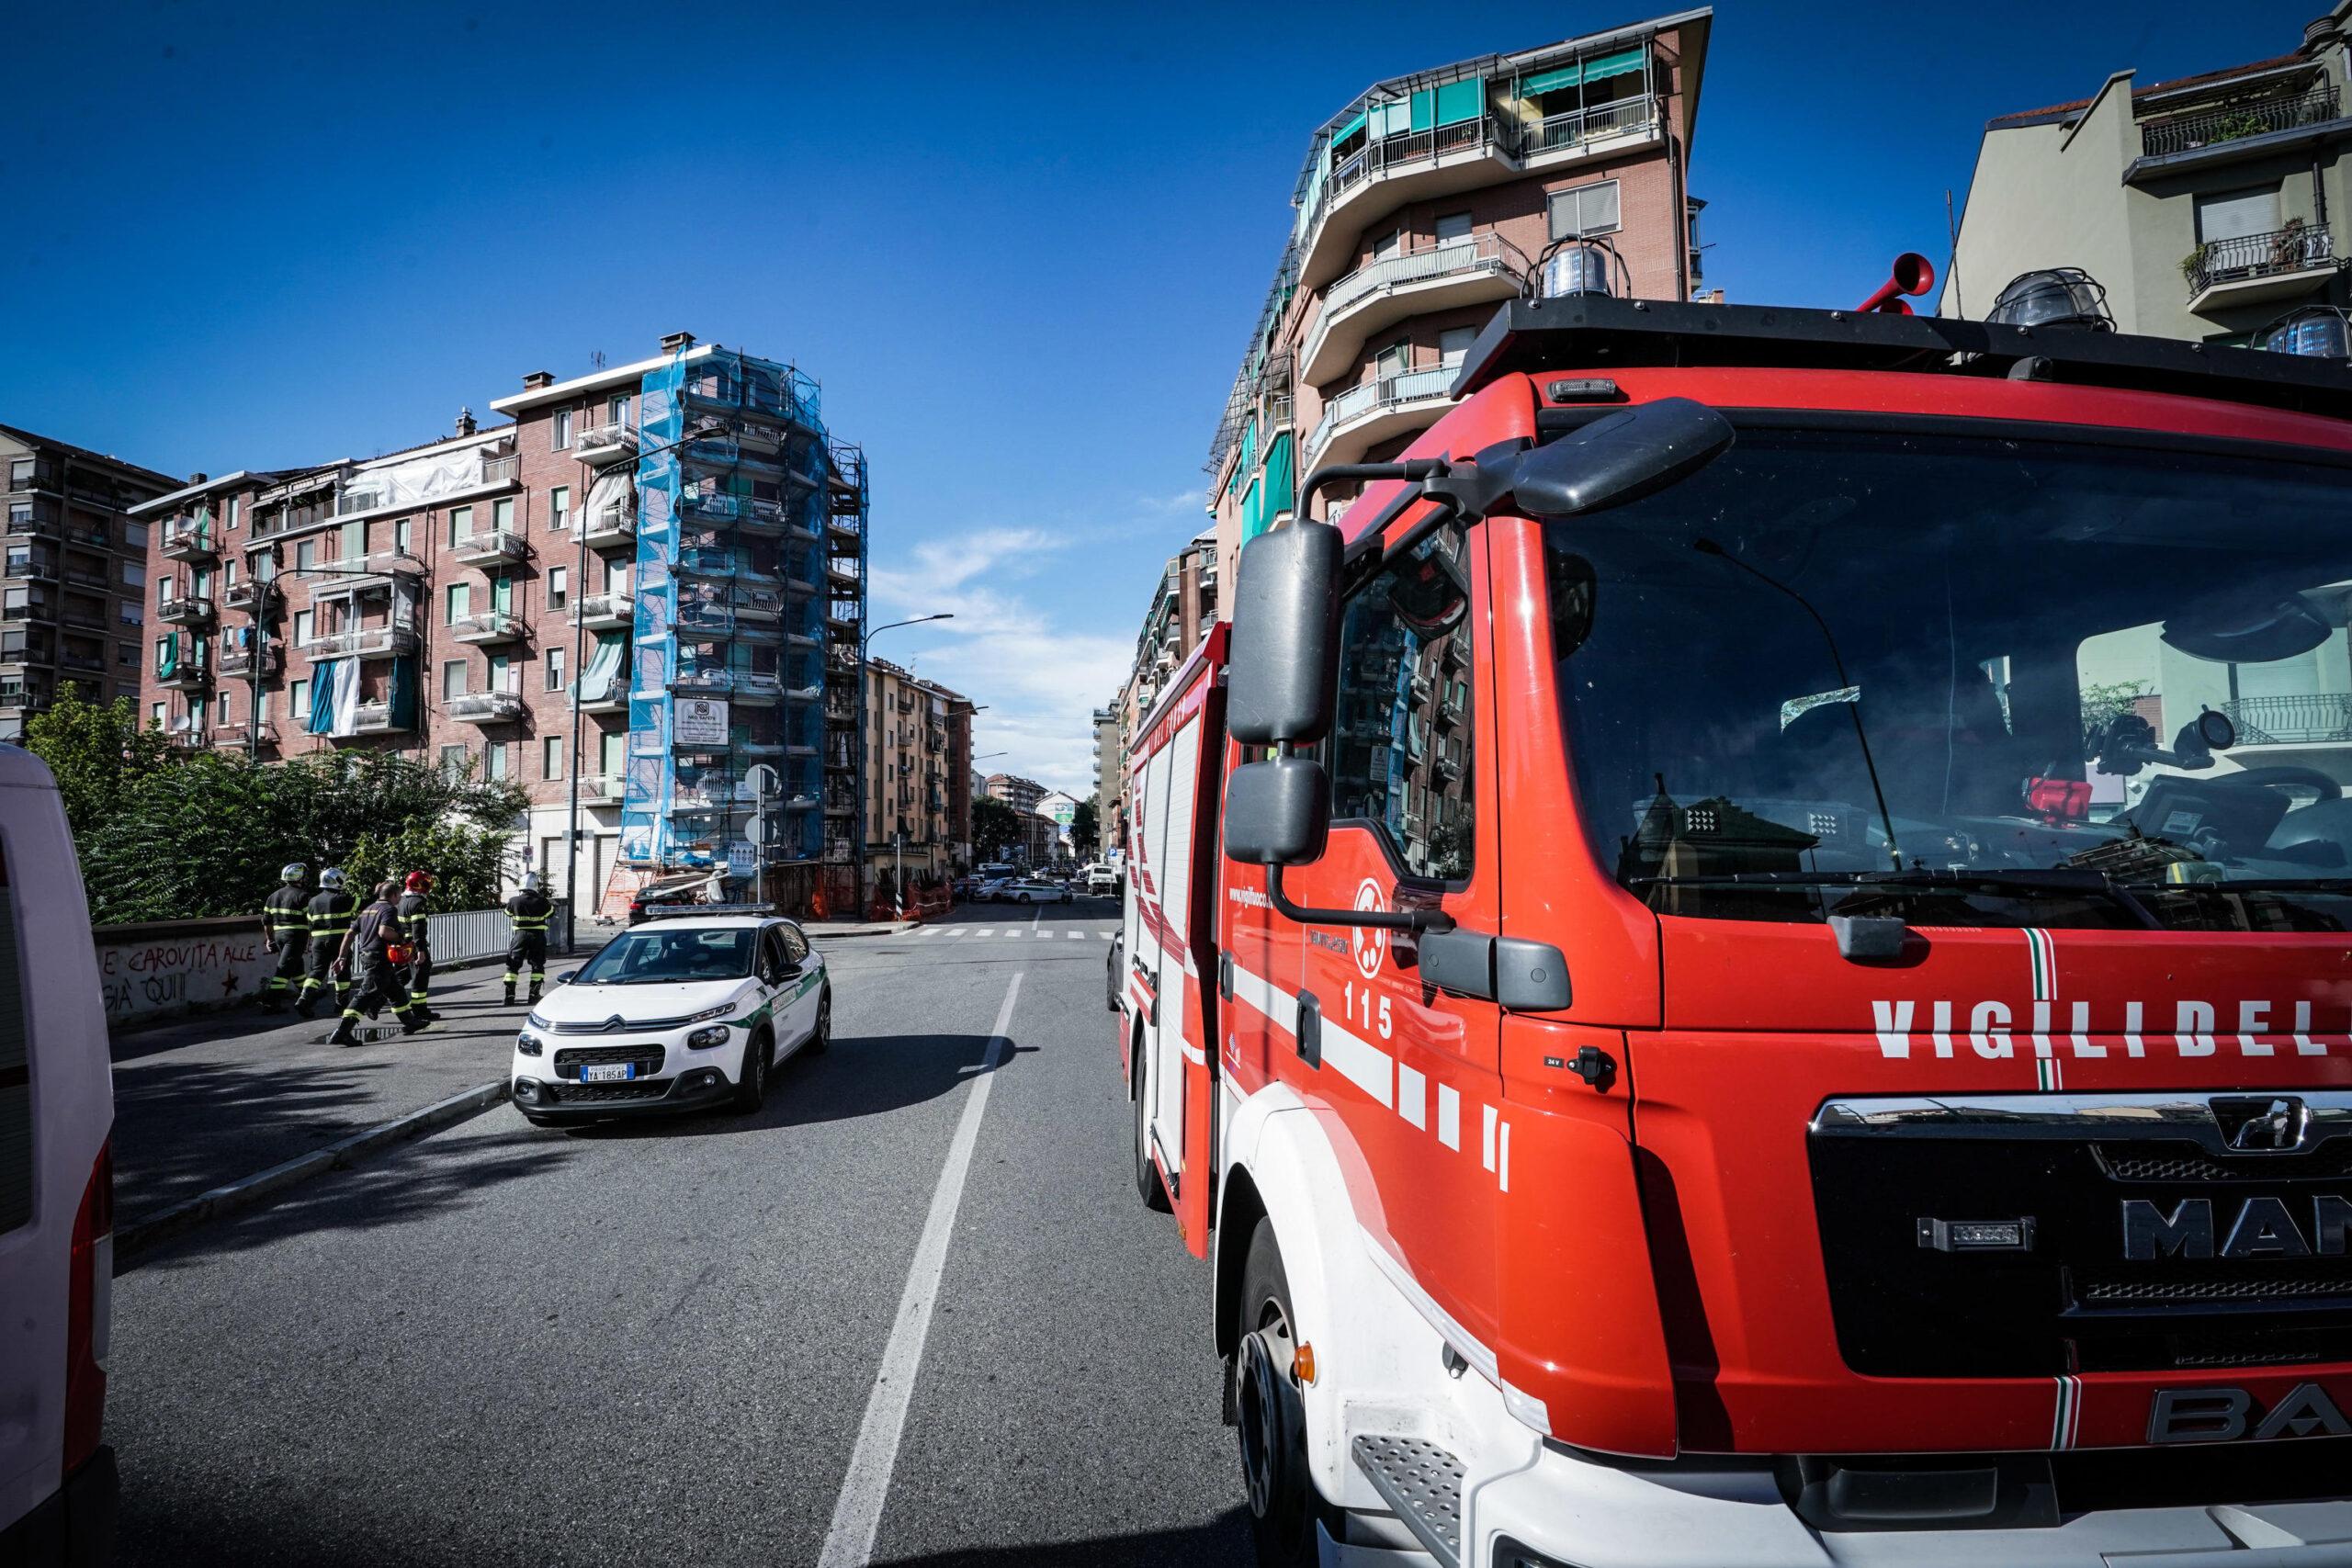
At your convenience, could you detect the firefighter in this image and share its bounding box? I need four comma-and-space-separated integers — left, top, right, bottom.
330, 880, 428, 1045
503, 872, 554, 1007
294, 866, 356, 1019
258, 863, 311, 1014
396, 870, 436, 1022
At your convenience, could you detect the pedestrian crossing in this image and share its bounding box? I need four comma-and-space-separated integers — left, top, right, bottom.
906, 925, 1115, 942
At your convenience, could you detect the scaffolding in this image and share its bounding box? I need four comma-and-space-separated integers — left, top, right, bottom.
618, 346, 855, 895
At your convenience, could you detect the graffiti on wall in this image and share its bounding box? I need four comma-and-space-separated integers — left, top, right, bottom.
97, 930, 270, 1024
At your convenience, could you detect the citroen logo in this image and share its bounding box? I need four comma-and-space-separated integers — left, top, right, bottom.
602, 1015, 626, 1033
2214, 1096, 2309, 1154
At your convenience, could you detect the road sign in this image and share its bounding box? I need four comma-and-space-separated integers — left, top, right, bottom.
727, 840, 756, 878
675, 698, 729, 749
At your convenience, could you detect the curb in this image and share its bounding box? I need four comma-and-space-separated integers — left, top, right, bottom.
115, 1079, 512, 1269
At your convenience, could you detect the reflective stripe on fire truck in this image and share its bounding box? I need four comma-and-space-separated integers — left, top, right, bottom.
2025, 929, 2064, 1091
2052, 1373, 2083, 1450
1228, 957, 1510, 1192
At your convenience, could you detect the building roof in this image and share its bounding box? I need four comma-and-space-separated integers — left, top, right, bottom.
0, 423, 179, 491
128, 468, 296, 516
1989, 53, 2313, 129
488, 344, 720, 415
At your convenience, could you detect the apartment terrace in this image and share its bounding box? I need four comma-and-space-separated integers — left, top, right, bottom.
1303, 365, 1457, 470
2188, 221, 2338, 310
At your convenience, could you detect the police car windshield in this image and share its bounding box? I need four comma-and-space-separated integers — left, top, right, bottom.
1545, 424, 2352, 931
578, 928, 756, 984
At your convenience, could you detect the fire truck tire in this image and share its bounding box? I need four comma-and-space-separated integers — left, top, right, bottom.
1237, 1219, 1319, 1568
1105, 946, 1122, 1013
732, 1026, 772, 1113
1135, 1044, 1171, 1212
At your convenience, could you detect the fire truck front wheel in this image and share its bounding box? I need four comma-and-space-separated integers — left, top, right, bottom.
1237, 1219, 1319, 1568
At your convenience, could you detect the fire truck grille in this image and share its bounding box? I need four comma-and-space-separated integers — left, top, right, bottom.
1809, 1114, 2352, 1377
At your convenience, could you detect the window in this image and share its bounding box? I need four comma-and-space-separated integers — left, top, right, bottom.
395, 517, 411, 554
1326, 514, 1476, 881
492, 497, 515, 532
155, 575, 175, 604
295, 539, 315, 570
490, 651, 513, 693
442, 660, 468, 700
218, 691, 233, 723
546, 646, 565, 691
2197, 184, 2282, 243
119, 602, 141, 626
255, 690, 270, 723
1435, 211, 1474, 243
292, 608, 313, 646
150, 702, 164, 728
126, 521, 148, 548
777, 923, 808, 964
548, 485, 570, 533
1548, 178, 1622, 241
608, 393, 630, 427
447, 582, 471, 622
485, 741, 508, 781
603, 556, 628, 592
289, 679, 309, 719
547, 565, 568, 609
225, 497, 241, 532
9, 460, 31, 486
1373, 230, 1402, 261
439, 743, 468, 777
117, 644, 134, 667
448, 504, 473, 545
6, 504, 25, 530
551, 410, 572, 450
1440, 325, 1478, 372
542, 736, 563, 779
122, 562, 144, 589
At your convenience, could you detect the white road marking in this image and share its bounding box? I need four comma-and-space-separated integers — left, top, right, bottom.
1066, 931, 1082, 940
817, 970, 1024, 1568
1030, 907, 1041, 931
946, 928, 966, 938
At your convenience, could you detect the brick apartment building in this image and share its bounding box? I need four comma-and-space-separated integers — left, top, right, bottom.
864, 655, 975, 887
132, 333, 872, 919
1203, 7, 1711, 572
1, 424, 180, 737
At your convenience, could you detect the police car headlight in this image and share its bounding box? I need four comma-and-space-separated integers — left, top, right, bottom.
525, 1010, 552, 1031
686, 1025, 729, 1049
515, 1032, 543, 1056
685, 1003, 733, 1024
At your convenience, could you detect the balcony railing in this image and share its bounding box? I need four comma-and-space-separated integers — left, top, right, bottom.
2142, 85, 2340, 159
571, 680, 629, 713
158, 595, 217, 626
162, 520, 217, 561
222, 581, 266, 613
2188, 223, 2337, 299
569, 592, 635, 629
1305, 367, 1456, 466
220, 644, 283, 678
2225, 692, 2352, 745
1522, 94, 1660, 158
299, 624, 418, 659
580, 505, 635, 548
5, 558, 56, 583
1322, 231, 1522, 321
583, 772, 626, 803
449, 610, 526, 644
450, 528, 528, 567
446, 689, 526, 724
573, 423, 638, 468
349, 699, 408, 733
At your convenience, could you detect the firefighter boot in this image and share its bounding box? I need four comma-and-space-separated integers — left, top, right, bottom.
293, 983, 318, 1021
399, 1006, 432, 1036
527, 979, 542, 1006
329, 1011, 362, 1047
503, 979, 516, 1007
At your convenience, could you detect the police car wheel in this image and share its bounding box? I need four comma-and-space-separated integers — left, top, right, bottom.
807, 988, 831, 1055
732, 1027, 772, 1113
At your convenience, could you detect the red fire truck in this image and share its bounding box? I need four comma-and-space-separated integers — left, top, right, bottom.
1116, 271, 2352, 1566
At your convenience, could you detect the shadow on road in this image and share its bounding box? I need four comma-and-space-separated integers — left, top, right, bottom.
874, 1509, 1255, 1566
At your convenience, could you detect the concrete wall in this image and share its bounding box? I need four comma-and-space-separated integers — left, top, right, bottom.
1946, 74, 2140, 325
96, 917, 274, 1030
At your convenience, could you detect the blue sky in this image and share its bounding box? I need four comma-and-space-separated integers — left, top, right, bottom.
0, 0, 2323, 790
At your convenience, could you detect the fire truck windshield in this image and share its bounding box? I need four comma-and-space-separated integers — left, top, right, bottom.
1544, 423, 2352, 931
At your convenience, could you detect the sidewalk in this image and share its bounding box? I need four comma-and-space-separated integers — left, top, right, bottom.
109, 963, 528, 1230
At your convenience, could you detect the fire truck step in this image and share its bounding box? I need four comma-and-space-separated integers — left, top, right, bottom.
1351, 1434, 1464, 1568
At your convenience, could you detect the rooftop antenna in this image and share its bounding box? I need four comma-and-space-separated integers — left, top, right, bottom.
589, 349, 607, 369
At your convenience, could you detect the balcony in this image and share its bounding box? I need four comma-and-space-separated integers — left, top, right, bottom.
2224, 693, 2352, 746
1298, 96, 1660, 289
220, 643, 283, 678
158, 595, 217, 627
4, 557, 55, 584
156, 659, 209, 692
222, 580, 267, 614
1304, 366, 1456, 470
162, 520, 217, 563
299, 624, 418, 660
6, 504, 58, 540
450, 529, 528, 568
582, 773, 626, 803
682, 491, 741, 523
62, 565, 109, 593
569, 591, 634, 630
572, 680, 629, 715
211, 721, 278, 750
0, 686, 49, 712
447, 689, 526, 725
573, 423, 639, 468
348, 699, 409, 734
739, 499, 787, 536
2137, 85, 2342, 164
1302, 231, 1524, 383
449, 610, 526, 645
580, 504, 635, 550
164, 728, 209, 753
2188, 224, 2338, 312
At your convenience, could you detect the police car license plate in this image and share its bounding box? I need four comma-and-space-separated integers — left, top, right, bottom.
581, 1063, 635, 1083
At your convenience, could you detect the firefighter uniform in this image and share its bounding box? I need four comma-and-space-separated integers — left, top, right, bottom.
503, 887, 554, 1005
297, 886, 357, 1017
260, 883, 311, 1012
331, 896, 425, 1044
395, 888, 435, 1016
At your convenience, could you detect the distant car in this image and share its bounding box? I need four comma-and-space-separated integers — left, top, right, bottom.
511, 912, 830, 1124
950, 876, 978, 900
1004, 878, 1072, 905
972, 877, 1012, 902
1087, 866, 1118, 896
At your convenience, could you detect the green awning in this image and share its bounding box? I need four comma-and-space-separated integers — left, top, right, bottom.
1518, 47, 1645, 97
1332, 108, 1367, 146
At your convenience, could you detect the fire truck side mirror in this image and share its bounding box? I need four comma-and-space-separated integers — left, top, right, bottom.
1223, 756, 1330, 867
1501, 396, 1735, 519
1227, 522, 1342, 746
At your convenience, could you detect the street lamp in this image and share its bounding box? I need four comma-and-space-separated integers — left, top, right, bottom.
856, 613, 953, 912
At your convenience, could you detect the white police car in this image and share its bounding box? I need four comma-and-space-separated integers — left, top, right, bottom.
509, 909, 829, 1124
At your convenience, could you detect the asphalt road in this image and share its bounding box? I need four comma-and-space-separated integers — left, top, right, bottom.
107, 896, 1254, 1566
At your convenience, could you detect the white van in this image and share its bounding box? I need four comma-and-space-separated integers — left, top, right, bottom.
0, 747, 115, 1564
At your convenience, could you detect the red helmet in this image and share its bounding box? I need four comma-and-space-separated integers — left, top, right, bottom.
404, 871, 433, 892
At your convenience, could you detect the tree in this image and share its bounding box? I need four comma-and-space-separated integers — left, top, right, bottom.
1071, 795, 1100, 859
21, 690, 173, 840
972, 796, 1020, 861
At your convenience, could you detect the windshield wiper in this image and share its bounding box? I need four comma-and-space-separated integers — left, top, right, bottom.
2118, 877, 2352, 895
1630, 867, 2163, 928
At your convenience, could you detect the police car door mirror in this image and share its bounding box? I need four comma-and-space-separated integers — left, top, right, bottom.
554, 970, 576, 987
1223, 755, 1330, 866
1227, 523, 1342, 746
1499, 396, 1735, 519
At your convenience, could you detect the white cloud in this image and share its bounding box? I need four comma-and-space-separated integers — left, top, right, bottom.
869, 528, 1130, 796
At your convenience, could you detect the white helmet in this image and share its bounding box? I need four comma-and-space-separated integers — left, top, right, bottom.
319, 868, 345, 891
280, 863, 308, 885
521, 873, 543, 892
